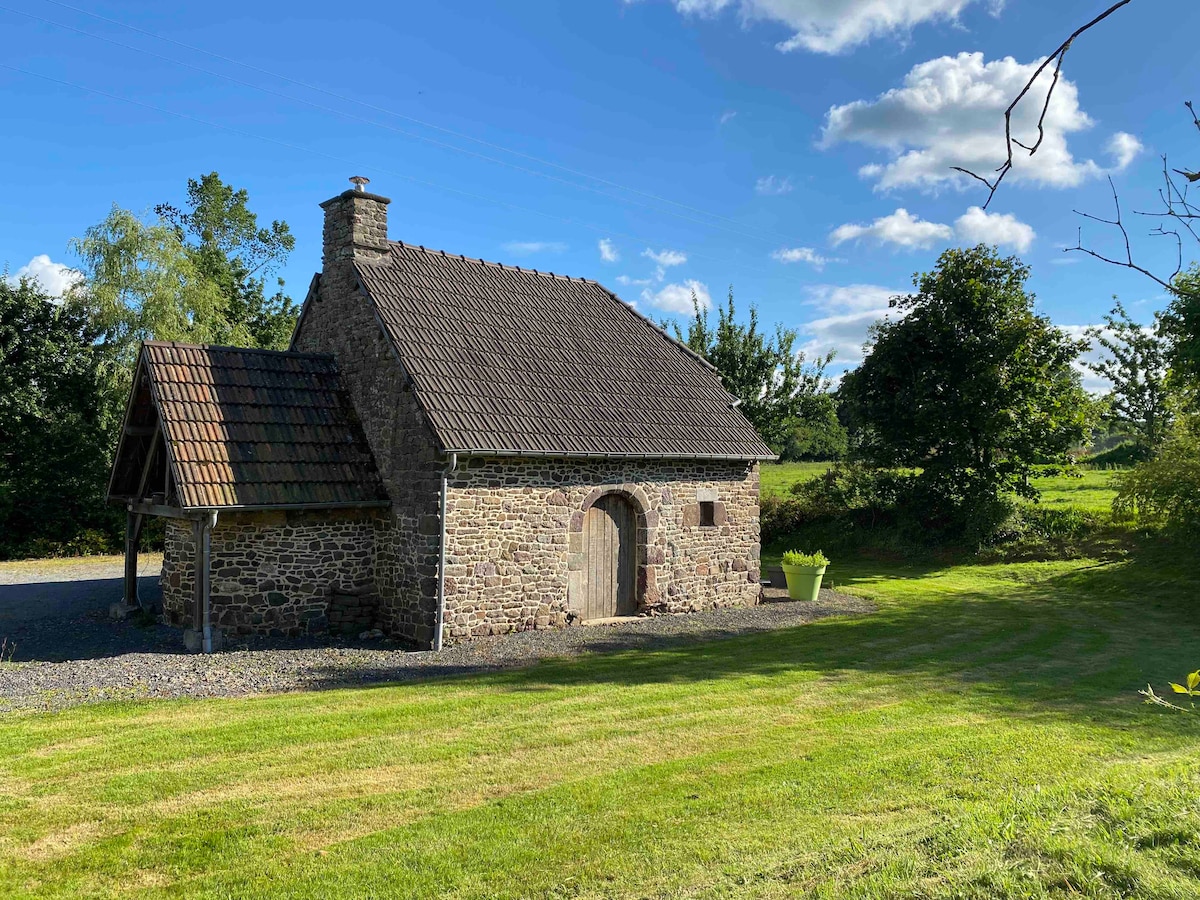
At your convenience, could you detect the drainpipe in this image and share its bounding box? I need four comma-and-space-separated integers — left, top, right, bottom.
200, 510, 218, 654
434, 452, 458, 651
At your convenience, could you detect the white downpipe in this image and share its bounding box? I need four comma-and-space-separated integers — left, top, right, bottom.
201, 510, 218, 654
434, 452, 458, 651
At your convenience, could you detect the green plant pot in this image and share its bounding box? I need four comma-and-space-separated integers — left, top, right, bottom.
780, 563, 827, 601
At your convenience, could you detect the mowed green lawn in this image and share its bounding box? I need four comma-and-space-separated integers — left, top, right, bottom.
4, 464, 1198, 899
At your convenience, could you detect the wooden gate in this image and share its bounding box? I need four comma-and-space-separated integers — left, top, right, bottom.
582, 493, 637, 620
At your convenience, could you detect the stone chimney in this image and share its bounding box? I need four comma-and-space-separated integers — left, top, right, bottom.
320, 176, 391, 268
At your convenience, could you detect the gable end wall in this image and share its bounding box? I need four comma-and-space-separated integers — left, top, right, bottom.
292, 263, 444, 644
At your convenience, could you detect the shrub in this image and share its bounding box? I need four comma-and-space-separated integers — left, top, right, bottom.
760, 493, 811, 545
782, 550, 829, 567
1084, 441, 1150, 468
1113, 417, 1200, 534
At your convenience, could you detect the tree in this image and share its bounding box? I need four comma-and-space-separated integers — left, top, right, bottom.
841, 245, 1092, 502
0, 276, 120, 556
1160, 265, 1200, 402
780, 396, 848, 461
1086, 299, 1174, 452
671, 287, 834, 454
156, 172, 298, 350
70, 204, 232, 375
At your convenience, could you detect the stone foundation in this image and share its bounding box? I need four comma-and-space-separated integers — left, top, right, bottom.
161, 509, 380, 636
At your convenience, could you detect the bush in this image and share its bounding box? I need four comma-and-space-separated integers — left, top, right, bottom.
780, 464, 1016, 549
1084, 441, 1151, 469
1029, 463, 1083, 478
1114, 418, 1200, 534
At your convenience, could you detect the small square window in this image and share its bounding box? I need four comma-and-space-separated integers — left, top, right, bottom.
699, 501, 716, 527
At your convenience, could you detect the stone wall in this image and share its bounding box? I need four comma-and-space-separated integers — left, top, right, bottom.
160, 509, 379, 636
293, 188, 444, 646
442, 457, 760, 642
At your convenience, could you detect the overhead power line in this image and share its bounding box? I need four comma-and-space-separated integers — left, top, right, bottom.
19, 0, 811, 248
0, 62, 773, 285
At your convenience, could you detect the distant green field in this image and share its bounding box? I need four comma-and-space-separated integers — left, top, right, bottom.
761, 463, 1122, 515
759, 461, 831, 496
1031, 470, 1120, 514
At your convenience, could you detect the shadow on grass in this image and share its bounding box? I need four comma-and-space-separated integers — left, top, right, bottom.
293, 541, 1200, 738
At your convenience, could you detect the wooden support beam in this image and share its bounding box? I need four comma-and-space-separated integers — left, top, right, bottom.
124, 424, 157, 437
129, 501, 203, 520
123, 510, 145, 609
135, 431, 160, 500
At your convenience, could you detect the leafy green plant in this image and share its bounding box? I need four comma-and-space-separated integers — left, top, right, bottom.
1113, 415, 1200, 534
1140, 669, 1200, 712
782, 549, 829, 567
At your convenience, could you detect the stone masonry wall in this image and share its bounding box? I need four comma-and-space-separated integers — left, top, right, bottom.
160, 509, 379, 636
442, 457, 760, 642
292, 191, 444, 645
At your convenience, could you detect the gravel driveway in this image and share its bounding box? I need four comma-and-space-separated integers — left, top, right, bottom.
0, 557, 874, 713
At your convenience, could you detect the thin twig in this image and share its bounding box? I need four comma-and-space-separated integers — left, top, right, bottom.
1067, 176, 1178, 290
956, 0, 1135, 207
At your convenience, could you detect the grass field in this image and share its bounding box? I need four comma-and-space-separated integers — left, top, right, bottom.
760, 462, 1122, 514
6, 464, 1198, 898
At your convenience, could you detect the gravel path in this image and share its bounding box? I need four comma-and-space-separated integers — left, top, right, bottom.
0, 584, 873, 713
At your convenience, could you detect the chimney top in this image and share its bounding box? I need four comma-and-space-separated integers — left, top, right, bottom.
349, 175, 370, 192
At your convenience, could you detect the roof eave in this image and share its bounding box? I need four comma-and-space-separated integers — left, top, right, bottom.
178, 500, 392, 514
444, 448, 777, 463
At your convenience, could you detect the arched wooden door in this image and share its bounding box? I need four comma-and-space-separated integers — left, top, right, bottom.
582, 494, 637, 620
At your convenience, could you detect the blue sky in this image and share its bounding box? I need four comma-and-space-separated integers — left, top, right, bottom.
2, 0, 1195, 386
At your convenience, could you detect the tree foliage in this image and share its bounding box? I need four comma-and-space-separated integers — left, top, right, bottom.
0, 277, 121, 557
1114, 414, 1200, 535
841, 245, 1093, 503
1086, 299, 1174, 452
0, 173, 298, 557
671, 287, 834, 454
156, 172, 298, 351
1160, 265, 1200, 404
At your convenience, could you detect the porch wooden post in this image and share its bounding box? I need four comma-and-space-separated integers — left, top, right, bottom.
123, 509, 144, 609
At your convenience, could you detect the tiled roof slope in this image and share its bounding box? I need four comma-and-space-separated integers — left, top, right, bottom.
142, 342, 388, 509
355, 243, 776, 460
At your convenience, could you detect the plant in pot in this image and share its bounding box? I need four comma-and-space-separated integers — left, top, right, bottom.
780, 550, 830, 601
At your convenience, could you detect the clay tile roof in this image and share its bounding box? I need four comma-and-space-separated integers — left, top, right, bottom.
139, 342, 388, 510
355, 243, 776, 461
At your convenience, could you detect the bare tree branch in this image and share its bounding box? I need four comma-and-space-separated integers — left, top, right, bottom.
956, 0, 1135, 208
1067, 177, 1179, 291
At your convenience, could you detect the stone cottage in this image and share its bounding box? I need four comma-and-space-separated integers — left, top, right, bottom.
108, 178, 775, 651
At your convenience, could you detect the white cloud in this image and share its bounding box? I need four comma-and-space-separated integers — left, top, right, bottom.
755, 174, 794, 196
1060, 324, 1113, 394
1107, 131, 1143, 170
770, 247, 835, 269
719, 110, 738, 125
7, 254, 83, 298
799, 283, 906, 365
642, 279, 712, 314
660, 0, 992, 55
831, 208, 952, 249
616, 274, 654, 286
503, 241, 567, 255
954, 206, 1036, 252
822, 52, 1130, 193
642, 247, 688, 267
598, 238, 620, 262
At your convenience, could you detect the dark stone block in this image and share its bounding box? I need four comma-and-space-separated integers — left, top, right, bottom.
267, 592, 288, 607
